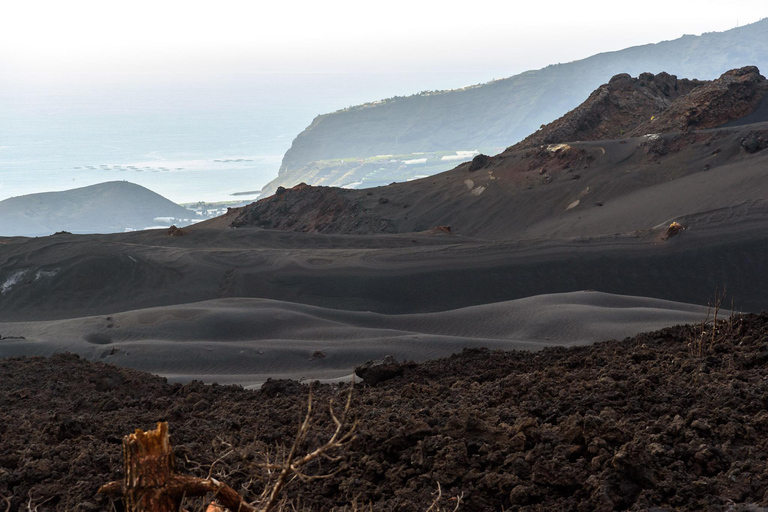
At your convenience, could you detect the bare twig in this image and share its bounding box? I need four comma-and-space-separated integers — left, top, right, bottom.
25, 495, 54, 512
207, 450, 234, 480
425, 483, 463, 512
425, 482, 443, 512
261, 384, 357, 512
711, 286, 724, 350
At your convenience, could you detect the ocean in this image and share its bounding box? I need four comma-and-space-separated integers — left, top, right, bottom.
0, 72, 493, 204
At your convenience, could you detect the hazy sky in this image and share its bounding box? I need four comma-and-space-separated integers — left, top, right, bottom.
2, 0, 767, 84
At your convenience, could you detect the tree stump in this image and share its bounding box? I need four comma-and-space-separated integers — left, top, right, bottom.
99, 422, 256, 512
123, 422, 178, 510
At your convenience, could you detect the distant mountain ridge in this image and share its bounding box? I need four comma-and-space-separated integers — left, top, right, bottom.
262, 18, 768, 196
0, 181, 195, 237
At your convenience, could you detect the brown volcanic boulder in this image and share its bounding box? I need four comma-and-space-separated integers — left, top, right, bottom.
741, 131, 768, 153
514, 67, 768, 150
355, 355, 408, 385
468, 154, 492, 171
167, 225, 185, 236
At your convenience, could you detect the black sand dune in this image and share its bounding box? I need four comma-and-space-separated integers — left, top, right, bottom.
1, 198, 768, 322
0, 291, 708, 386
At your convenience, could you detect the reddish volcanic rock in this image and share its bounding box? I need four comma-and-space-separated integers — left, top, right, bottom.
514, 71, 702, 149
515, 67, 768, 150
230, 183, 394, 234
631, 66, 768, 135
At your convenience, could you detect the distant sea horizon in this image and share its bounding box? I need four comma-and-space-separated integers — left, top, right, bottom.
0, 72, 496, 204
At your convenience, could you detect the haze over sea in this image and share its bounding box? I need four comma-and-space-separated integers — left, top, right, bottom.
0, 72, 491, 204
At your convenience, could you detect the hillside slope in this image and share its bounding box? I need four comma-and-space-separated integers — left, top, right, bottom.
0, 181, 195, 236
218, 121, 768, 241
263, 18, 768, 196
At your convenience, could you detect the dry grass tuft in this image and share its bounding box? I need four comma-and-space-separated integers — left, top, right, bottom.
688, 286, 745, 356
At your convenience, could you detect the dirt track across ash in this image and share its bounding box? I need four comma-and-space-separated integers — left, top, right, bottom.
4, 315, 768, 511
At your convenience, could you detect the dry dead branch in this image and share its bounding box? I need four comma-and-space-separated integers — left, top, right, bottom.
259, 385, 357, 512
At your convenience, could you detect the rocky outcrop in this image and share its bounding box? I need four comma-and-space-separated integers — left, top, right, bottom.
167, 225, 185, 236
515, 72, 702, 148
468, 154, 492, 171
515, 67, 768, 149
631, 66, 768, 135
230, 183, 394, 234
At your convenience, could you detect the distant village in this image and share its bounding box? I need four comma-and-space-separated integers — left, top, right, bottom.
175, 199, 257, 224
186, 202, 232, 219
